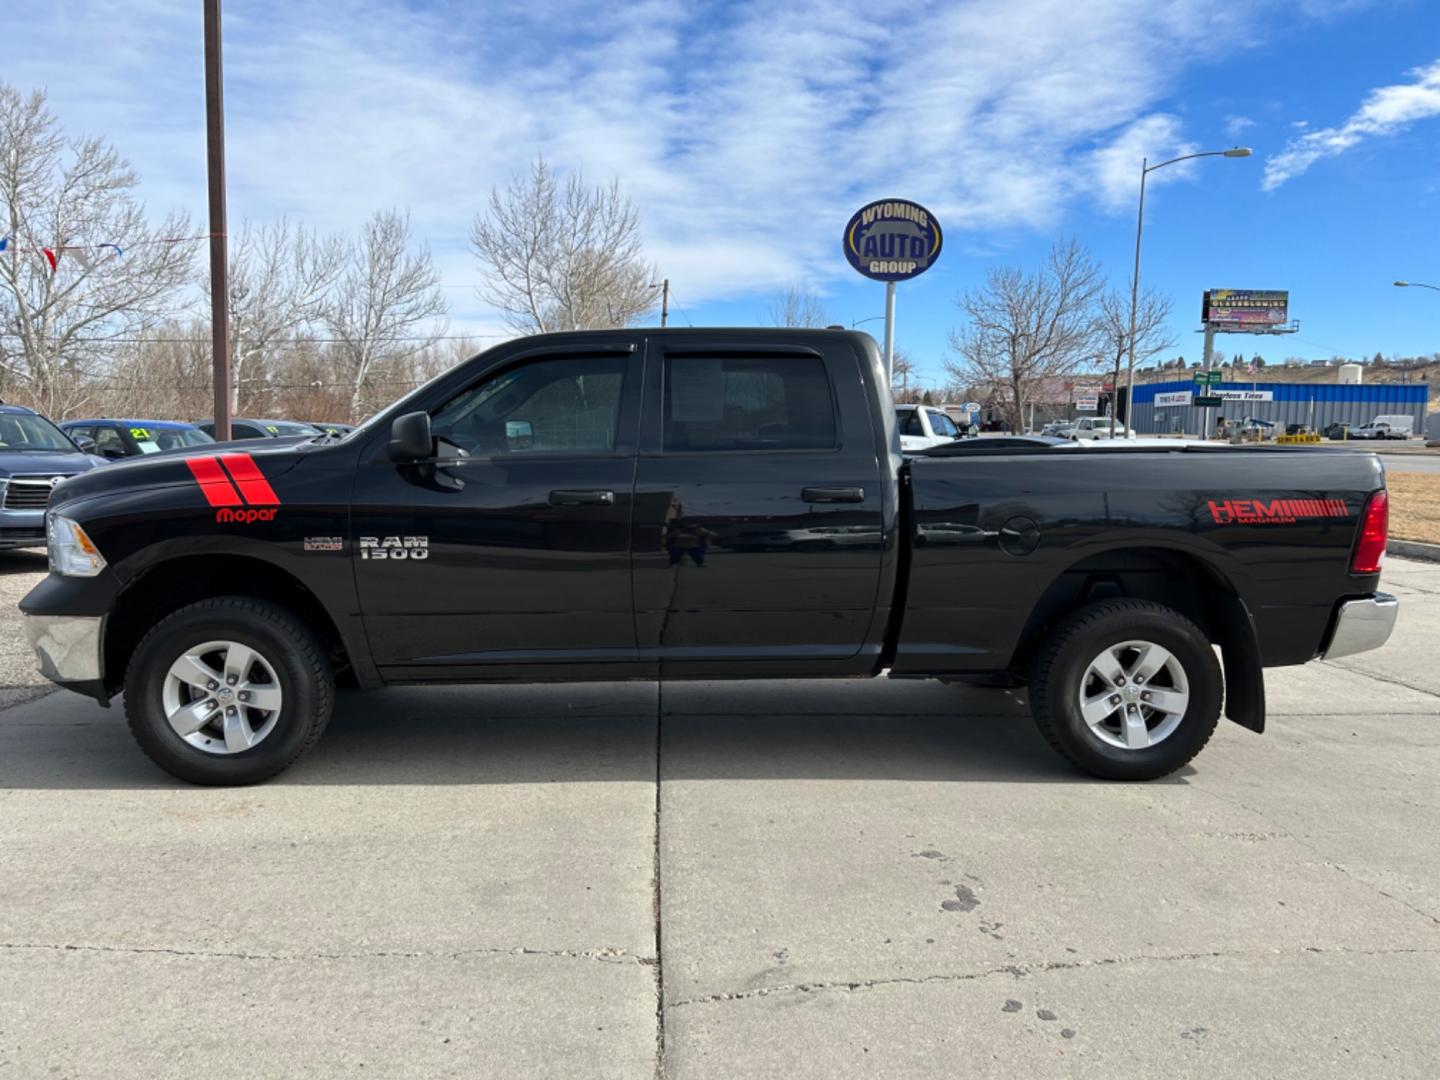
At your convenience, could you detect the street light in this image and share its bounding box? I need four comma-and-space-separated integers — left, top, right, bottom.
851, 315, 886, 328
1395, 280, 1440, 292
1122, 147, 1252, 435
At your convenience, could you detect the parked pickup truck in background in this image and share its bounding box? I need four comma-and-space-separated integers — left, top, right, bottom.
896, 402, 962, 451
1348, 414, 1415, 440
21, 329, 1397, 785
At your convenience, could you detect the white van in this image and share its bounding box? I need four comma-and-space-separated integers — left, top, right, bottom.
1350, 415, 1415, 440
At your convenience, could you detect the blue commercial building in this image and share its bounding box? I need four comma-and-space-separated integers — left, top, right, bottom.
1129, 379, 1429, 435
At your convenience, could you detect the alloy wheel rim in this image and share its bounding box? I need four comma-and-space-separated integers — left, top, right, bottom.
161, 639, 283, 755
1077, 639, 1189, 750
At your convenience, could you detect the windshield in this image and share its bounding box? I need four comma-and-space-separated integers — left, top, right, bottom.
0, 413, 81, 451
131, 426, 214, 454
259, 421, 322, 436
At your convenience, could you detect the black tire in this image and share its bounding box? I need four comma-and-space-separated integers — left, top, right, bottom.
124, 597, 334, 785
1029, 599, 1221, 781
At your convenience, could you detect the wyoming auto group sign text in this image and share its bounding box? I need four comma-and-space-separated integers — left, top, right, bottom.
843, 199, 943, 282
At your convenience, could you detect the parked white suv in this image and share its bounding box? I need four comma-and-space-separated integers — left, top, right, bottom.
896, 404, 961, 451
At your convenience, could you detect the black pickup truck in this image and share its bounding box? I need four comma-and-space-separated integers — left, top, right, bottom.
21, 328, 1397, 785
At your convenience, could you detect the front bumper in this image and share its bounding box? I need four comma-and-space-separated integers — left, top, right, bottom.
1321, 593, 1398, 660
24, 612, 109, 703
0, 508, 47, 548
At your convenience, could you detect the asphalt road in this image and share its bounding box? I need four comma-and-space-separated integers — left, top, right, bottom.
1, 558, 1438, 1078
1378, 452, 1440, 475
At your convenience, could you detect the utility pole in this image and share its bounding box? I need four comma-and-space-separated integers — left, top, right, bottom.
1200, 321, 1216, 438
660, 278, 669, 328
203, 0, 231, 440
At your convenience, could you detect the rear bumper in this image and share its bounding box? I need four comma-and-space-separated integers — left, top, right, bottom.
24, 612, 110, 704
1321, 593, 1398, 660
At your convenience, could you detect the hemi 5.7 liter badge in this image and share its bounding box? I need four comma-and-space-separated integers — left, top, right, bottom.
186, 453, 280, 523
360, 536, 429, 560
1208, 498, 1348, 526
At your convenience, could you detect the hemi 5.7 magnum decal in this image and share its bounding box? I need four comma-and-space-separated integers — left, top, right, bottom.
1208, 497, 1348, 526
186, 453, 280, 523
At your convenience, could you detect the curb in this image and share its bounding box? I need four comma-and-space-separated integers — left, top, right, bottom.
1389, 539, 1440, 563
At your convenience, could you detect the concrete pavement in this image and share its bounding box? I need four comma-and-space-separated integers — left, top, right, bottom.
2, 560, 1438, 1078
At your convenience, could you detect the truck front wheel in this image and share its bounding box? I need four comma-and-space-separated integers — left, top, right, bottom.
1029, 599, 1221, 780
124, 597, 335, 785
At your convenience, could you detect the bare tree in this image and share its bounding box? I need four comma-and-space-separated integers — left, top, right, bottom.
768, 284, 828, 328
944, 239, 1104, 433
470, 157, 655, 333
0, 83, 193, 417
1097, 286, 1176, 410
889, 348, 917, 402
220, 218, 345, 413
326, 209, 446, 416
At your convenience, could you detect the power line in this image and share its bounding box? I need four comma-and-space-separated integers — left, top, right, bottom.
35, 333, 506, 345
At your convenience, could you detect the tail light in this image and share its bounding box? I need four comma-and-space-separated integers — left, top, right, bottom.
1351, 490, 1388, 574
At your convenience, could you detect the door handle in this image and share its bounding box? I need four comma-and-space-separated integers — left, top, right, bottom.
549, 489, 616, 506
802, 486, 865, 504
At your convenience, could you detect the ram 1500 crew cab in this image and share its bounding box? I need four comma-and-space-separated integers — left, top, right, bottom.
21, 329, 1397, 784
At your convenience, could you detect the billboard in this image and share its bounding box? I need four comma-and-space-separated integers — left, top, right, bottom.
1155, 390, 1193, 407
1202, 289, 1289, 328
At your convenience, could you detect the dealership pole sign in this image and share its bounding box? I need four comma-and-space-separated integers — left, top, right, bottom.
843, 198, 943, 381
843, 199, 943, 281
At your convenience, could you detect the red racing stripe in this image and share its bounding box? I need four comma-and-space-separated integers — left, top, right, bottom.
186, 456, 243, 507
220, 453, 280, 505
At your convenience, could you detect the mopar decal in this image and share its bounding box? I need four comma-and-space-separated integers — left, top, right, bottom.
1208, 498, 1348, 525
360, 536, 429, 560
186, 453, 281, 524
216, 507, 277, 524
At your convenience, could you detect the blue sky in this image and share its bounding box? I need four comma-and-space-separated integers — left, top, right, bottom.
5, 0, 1439, 391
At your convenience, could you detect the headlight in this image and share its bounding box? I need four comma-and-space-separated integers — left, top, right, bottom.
47, 513, 107, 577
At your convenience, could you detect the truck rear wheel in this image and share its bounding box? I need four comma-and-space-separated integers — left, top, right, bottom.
124, 597, 334, 785
1029, 599, 1221, 780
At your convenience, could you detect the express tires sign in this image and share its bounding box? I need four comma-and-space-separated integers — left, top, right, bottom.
843, 199, 943, 282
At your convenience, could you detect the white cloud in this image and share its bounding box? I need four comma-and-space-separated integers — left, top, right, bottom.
1264, 58, 1440, 190
1089, 114, 1199, 212
0, 0, 1372, 317
1225, 115, 1256, 138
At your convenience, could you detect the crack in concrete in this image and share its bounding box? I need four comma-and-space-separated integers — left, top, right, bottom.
1321, 660, 1440, 702
666, 945, 1440, 1008
0, 941, 654, 965
1191, 785, 1440, 929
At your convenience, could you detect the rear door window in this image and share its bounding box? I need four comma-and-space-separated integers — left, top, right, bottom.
664, 355, 836, 452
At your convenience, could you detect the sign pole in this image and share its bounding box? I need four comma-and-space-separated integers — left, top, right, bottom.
882, 280, 897, 385
1200, 321, 1216, 438
842, 198, 941, 391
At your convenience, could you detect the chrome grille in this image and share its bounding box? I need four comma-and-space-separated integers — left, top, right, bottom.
2, 475, 73, 511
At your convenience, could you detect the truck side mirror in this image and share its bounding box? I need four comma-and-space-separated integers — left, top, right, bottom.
388, 411, 434, 462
